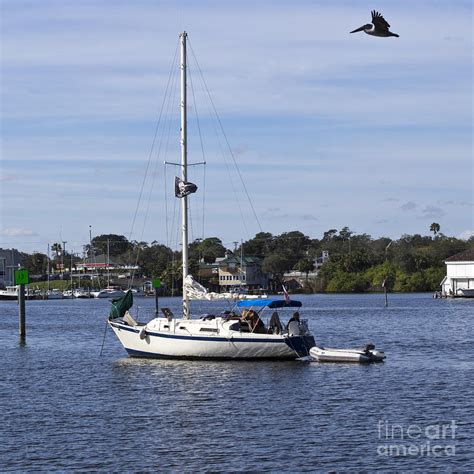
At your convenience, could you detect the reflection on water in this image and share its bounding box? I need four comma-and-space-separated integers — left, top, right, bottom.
1, 294, 473, 470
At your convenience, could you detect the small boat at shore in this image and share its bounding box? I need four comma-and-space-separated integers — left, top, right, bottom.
456, 288, 474, 298
309, 344, 386, 363
0, 286, 21, 300
47, 289, 64, 300
73, 288, 92, 298
0, 285, 38, 300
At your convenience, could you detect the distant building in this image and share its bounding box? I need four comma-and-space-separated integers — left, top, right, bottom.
75, 254, 138, 273
0, 248, 23, 287
218, 255, 268, 291
441, 249, 474, 297
283, 251, 329, 287
315, 250, 330, 269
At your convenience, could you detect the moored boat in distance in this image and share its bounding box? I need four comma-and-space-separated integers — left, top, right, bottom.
46, 289, 64, 300
73, 288, 92, 298
0, 285, 38, 300
0, 286, 21, 300
92, 287, 125, 299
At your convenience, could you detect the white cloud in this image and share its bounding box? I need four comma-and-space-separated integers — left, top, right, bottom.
1, 227, 38, 237
400, 201, 417, 211
420, 205, 444, 219
458, 230, 474, 240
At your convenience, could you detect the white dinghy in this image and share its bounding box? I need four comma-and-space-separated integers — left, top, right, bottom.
309, 344, 386, 363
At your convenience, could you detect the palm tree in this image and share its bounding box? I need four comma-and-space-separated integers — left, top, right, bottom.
51, 242, 62, 259
430, 223, 440, 236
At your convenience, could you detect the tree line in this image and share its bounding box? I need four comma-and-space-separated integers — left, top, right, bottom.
20, 223, 474, 293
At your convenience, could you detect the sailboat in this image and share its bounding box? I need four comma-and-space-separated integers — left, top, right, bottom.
108, 32, 315, 359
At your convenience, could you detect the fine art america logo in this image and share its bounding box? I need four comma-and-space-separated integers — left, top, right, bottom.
377, 420, 457, 457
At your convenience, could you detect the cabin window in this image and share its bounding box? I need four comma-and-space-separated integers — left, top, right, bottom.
199, 328, 218, 333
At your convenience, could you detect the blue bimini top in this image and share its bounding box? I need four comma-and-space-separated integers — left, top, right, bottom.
235, 299, 302, 309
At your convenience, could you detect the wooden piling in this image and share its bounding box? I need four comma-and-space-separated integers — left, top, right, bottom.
19, 283, 26, 341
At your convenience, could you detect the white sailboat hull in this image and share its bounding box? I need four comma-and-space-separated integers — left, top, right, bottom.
110, 317, 314, 360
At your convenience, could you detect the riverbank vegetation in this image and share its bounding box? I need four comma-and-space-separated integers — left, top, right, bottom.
19, 224, 473, 294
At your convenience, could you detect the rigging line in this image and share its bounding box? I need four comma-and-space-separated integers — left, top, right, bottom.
163, 53, 181, 249
138, 49, 180, 255
163, 55, 180, 249
188, 62, 207, 239
186, 49, 249, 237
203, 93, 250, 237
164, 163, 169, 246
202, 162, 206, 239
188, 196, 195, 244
187, 46, 248, 236
99, 320, 109, 356
127, 41, 179, 246
188, 40, 263, 234
130, 44, 180, 284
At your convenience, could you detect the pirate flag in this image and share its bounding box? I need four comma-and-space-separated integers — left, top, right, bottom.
175, 176, 198, 198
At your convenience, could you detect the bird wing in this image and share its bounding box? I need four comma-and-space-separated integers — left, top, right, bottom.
371, 10, 390, 31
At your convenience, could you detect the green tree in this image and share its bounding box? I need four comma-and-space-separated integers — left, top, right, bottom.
323, 229, 338, 241
262, 254, 292, 284
241, 232, 274, 258
430, 222, 440, 236
138, 243, 174, 278
198, 237, 226, 264
21, 252, 48, 274
91, 234, 132, 257
51, 243, 62, 259
272, 231, 311, 268
295, 257, 314, 279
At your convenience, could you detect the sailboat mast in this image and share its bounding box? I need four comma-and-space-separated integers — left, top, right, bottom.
180, 31, 190, 319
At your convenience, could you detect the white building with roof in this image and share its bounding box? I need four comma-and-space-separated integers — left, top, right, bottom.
441, 249, 474, 297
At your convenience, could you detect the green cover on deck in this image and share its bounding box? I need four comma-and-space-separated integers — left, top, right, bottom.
109, 290, 133, 320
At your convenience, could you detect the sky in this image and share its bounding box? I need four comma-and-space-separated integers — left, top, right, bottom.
1, 0, 472, 255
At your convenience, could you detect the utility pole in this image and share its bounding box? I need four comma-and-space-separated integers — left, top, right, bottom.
384, 240, 393, 307
62, 241, 67, 277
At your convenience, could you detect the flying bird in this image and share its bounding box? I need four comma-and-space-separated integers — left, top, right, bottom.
350, 10, 399, 38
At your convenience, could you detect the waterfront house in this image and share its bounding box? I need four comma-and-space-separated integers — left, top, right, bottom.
218, 254, 268, 292
441, 249, 474, 296
0, 248, 22, 287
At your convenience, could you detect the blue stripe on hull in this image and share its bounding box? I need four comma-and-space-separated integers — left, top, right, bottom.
125, 348, 297, 360
111, 321, 288, 344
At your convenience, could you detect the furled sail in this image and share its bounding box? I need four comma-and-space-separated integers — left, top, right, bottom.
175, 176, 198, 198
109, 289, 133, 320
184, 275, 247, 301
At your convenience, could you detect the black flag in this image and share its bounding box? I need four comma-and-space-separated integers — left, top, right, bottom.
175, 176, 198, 198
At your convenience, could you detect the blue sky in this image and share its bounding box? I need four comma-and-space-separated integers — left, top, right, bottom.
1, 0, 472, 255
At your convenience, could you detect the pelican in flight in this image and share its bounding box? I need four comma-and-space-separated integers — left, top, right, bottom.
350, 10, 399, 37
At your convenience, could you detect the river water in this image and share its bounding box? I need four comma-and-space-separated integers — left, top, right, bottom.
1, 293, 473, 471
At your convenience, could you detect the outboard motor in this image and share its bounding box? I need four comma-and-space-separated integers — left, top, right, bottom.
363, 343, 375, 353
287, 320, 301, 336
